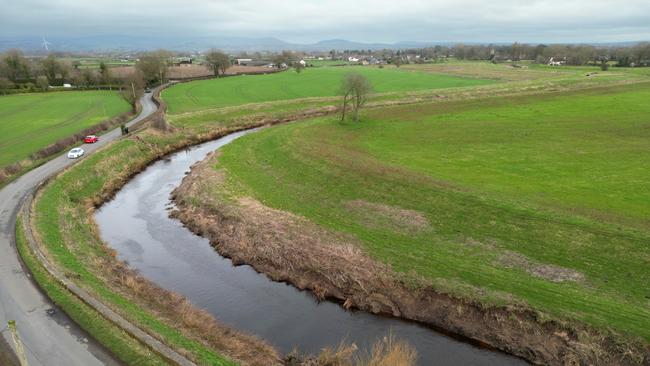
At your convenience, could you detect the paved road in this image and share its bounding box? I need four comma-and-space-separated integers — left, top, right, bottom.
0, 93, 157, 366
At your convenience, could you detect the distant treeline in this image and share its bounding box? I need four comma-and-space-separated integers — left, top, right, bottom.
319, 42, 650, 67
2, 42, 650, 96
0, 50, 125, 95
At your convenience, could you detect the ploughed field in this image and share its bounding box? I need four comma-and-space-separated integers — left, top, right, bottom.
162, 66, 494, 114
0, 91, 129, 168
187, 82, 650, 342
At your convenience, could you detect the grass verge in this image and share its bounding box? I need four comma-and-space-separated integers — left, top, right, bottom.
15, 212, 171, 365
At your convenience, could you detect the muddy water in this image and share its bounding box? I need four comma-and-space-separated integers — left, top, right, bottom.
95, 130, 525, 365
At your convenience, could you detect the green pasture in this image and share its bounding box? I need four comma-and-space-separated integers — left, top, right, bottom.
0, 91, 129, 167
162, 66, 494, 114
213, 83, 650, 340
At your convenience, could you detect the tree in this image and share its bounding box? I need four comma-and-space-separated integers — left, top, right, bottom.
340, 72, 373, 122
2, 49, 30, 82
293, 61, 305, 74
82, 69, 97, 88
36, 76, 49, 91
136, 50, 171, 85
273, 50, 294, 69
391, 55, 403, 68
205, 49, 230, 77
41, 55, 62, 84
99, 61, 112, 89
119, 71, 145, 113
0, 77, 13, 95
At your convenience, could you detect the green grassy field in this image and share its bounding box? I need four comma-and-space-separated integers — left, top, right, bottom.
0, 91, 129, 167
210, 83, 650, 341
60, 57, 135, 69
163, 66, 494, 114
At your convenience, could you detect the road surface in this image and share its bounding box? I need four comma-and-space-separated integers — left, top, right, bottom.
0, 92, 157, 366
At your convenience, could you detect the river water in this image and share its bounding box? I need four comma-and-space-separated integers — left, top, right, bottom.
95, 130, 525, 365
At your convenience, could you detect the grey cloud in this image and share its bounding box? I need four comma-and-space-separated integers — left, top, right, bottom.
1, 0, 649, 43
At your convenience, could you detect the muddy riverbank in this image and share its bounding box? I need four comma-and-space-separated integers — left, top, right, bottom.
169, 138, 649, 366
96, 130, 528, 365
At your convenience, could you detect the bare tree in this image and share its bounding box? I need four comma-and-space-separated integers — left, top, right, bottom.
205, 49, 231, 77
35, 76, 49, 91
293, 61, 305, 74
273, 50, 294, 69
99, 61, 112, 89
2, 49, 30, 82
119, 71, 145, 113
136, 50, 172, 85
0, 77, 13, 95
391, 55, 403, 68
41, 55, 62, 84
340, 72, 373, 122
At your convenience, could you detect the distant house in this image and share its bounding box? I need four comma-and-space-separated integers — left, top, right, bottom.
299, 59, 306, 66
548, 57, 565, 66
348, 56, 359, 62
235, 58, 253, 65
172, 58, 193, 67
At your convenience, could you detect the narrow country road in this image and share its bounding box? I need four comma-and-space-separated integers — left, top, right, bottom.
0, 92, 158, 366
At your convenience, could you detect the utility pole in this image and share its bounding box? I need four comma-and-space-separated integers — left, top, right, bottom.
7, 321, 28, 366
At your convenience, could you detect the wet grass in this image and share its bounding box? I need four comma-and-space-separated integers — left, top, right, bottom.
0, 91, 129, 168
162, 66, 494, 114
212, 82, 650, 342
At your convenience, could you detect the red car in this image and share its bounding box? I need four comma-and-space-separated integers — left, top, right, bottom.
84, 135, 99, 143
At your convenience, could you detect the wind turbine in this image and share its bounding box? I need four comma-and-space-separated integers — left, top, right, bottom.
42, 36, 52, 51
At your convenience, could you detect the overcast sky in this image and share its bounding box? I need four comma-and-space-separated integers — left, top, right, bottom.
2, 0, 650, 43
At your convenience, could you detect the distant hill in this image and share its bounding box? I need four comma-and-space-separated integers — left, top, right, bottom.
0, 35, 643, 53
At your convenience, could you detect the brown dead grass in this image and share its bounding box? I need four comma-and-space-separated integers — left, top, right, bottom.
343, 200, 430, 234
289, 333, 416, 366
496, 251, 585, 283
111, 65, 274, 80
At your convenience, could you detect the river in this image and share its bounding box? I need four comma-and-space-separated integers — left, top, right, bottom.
95, 129, 525, 365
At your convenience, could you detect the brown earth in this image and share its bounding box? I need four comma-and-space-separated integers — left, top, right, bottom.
171, 154, 650, 366
110, 65, 273, 79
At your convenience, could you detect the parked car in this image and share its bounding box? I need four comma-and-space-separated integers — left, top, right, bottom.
67, 147, 84, 159
145, 87, 152, 93
84, 135, 99, 143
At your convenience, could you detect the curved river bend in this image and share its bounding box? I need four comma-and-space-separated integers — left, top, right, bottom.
96, 130, 525, 365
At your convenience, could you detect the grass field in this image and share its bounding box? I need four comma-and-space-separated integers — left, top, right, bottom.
207, 82, 650, 341
0, 91, 129, 167
162, 66, 494, 114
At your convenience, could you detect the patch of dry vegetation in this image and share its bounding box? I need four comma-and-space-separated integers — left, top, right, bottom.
287, 334, 416, 366
172, 155, 650, 365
